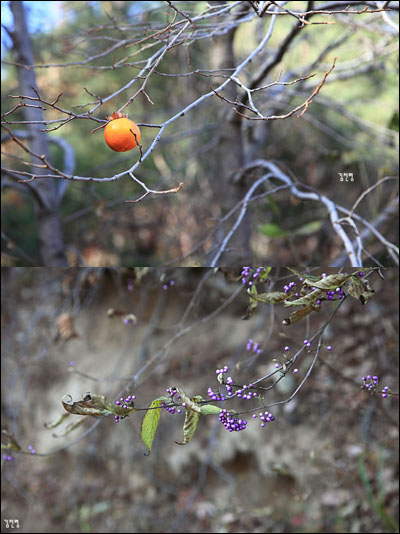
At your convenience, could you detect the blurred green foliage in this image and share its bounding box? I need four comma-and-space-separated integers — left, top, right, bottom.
1, 1, 398, 265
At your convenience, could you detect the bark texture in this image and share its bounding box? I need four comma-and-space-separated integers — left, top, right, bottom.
207, 5, 251, 266
10, 1, 67, 266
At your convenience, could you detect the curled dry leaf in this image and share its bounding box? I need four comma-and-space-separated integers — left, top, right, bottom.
284, 288, 323, 307
346, 276, 375, 305
303, 273, 351, 290
175, 409, 200, 446
248, 290, 288, 304
61, 392, 136, 417
283, 302, 321, 325
1, 429, 21, 451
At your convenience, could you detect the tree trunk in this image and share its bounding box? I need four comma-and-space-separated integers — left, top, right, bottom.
207, 9, 251, 266
10, 1, 67, 266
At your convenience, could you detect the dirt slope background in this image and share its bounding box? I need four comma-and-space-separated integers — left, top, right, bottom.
1, 267, 398, 533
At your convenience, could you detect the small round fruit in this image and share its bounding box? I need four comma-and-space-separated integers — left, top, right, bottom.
104, 115, 141, 152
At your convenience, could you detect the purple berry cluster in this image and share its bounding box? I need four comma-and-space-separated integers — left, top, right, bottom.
219, 409, 247, 432
283, 281, 298, 294
236, 384, 258, 400
2, 454, 13, 462
166, 387, 176, 397
28, 445, 36, 454
252, 410, 275, 427
215, 366, 235, 397
115, 394, 136, 407
325, 288, 345, 300
161, 401, 182, 415
362, 375, 390, 398
114, 394, 136, 423
317, 274, 345, 299
225, 376, 234, 397
241, 267, 267, 287
208, 387, 225, 401
246, 339, 262, 354
215, 366, 259, 400
362, 374, 379, 392
162, 280, 175, 290
162, 387, 183, 414
166, 386, 180, 400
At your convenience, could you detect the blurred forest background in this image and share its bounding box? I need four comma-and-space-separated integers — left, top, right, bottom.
1, 267, 399, 533
1, 1, 399, 267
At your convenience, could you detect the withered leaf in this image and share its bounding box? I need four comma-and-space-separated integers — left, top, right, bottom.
248, 291, 288, 304
175, 407, 200, 446
175, 388, 202, 413
303, 273, 351, 290
282, 301, 321, 325
1, 430, 21, 451
61, 393, 136, 417
283, 288, 323, 307
346, 276, 375, 305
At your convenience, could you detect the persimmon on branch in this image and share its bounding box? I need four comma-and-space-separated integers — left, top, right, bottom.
2, 2, 395, 188
1, 1, 397, 265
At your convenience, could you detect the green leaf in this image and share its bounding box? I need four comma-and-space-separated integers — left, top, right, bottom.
175, 408, 200, 446
259, 223, 288, 238
141, 398, 165, 456
200, 404, 222, 415
292, 220, 323, 236
259, 267, 272, 280
268, 196, 281, 217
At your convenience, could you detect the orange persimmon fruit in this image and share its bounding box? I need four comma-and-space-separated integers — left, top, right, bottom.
104, 112, 141, 152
